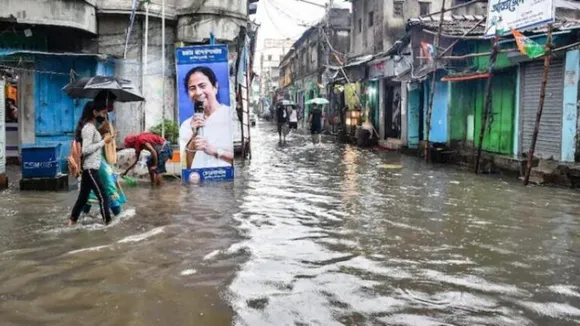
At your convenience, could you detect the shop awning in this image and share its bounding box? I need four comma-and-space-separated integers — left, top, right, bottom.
344, 55, 373, 68
0, 49, 108, 60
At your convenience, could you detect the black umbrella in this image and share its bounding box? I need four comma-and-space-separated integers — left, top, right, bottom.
62, 75, 145, 102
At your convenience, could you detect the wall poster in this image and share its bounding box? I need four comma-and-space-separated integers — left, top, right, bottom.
176, 45, 234, 184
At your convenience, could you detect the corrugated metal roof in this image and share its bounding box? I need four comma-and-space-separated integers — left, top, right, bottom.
407, 15, 580, 36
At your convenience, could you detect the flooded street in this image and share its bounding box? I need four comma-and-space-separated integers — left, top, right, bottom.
1, 122, 580, 325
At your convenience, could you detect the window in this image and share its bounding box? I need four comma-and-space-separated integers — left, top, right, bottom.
419, 2, 431, 15
393, 0, 404, 17
358, 18, 362, 33
368, 11, 374, 27
268, 54, 272, 61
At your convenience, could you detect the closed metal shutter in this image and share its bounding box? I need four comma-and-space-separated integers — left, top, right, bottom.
521, 59, 564, 160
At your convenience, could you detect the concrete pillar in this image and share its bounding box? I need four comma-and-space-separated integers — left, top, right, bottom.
562, 49, 579, 162
401, 81, 408, 146
378, 79, 385, 140
0, 80, 7, 189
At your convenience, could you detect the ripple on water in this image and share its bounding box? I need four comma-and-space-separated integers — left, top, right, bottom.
1, 125, 580, 326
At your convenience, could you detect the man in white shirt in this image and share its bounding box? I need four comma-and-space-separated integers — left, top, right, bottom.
179, 66, 234, 169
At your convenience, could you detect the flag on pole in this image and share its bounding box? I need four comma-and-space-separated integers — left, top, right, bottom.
420, 41, 435, 62
511, 28, 545, 58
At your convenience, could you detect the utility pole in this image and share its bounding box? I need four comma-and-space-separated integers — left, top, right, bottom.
142, 0, 149, 132
260, 53, 264, 112
474, 35, 500, 174
523, 24, 554, 185
161, 0, 166, 139
424, 0, 446, 162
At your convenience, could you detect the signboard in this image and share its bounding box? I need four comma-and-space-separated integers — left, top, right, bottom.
0, 80, 5, 175
485, 0, 554, 37
175, 45, 235, 184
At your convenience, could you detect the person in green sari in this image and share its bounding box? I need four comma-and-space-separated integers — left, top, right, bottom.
82, 154, 127, 216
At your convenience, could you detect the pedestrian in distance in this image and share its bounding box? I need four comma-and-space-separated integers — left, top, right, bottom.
288, 105, 299, 133
68, 101, 115, 226
276, 103, 289, 144
309, 104, 323, 144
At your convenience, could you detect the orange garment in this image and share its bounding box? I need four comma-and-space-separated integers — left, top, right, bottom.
68, 140, 82, 178
5, 85, 17, 102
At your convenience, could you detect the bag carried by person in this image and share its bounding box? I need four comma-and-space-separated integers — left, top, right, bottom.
98, 118, 118, 165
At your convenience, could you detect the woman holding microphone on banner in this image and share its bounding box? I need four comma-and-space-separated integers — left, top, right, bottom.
179, 66, 234, 170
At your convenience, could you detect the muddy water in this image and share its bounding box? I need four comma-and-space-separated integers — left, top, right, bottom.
1, 122, 580, 325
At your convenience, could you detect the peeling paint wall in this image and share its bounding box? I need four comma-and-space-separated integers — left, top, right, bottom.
175, 0, 247, 42
96, 14, 176, 142
350, 0, 382, 58
1, 0, 97, 34
96, 0, 177, 18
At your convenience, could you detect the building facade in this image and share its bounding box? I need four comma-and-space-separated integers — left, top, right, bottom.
258, 38, 294, 113
0, 0, 254, 187
278, 8, 350, 126
344, 0, 487, 148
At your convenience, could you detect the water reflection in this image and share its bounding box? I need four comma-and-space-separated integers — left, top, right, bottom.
0, 122, 579, 325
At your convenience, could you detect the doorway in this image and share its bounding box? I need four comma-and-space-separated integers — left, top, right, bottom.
1, 66, 21, 164
383, 81, 402, 139
407, 82, 424, 149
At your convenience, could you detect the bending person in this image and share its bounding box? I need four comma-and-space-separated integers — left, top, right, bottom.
123, 133, 171, 186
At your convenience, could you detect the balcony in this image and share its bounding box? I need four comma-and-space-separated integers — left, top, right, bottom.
1, 0, 97, 34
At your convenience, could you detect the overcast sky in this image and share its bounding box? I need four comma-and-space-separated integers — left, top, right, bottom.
253, 0, 350, 53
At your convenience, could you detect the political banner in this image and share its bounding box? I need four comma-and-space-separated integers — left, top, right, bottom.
0, 80, 5, 175
175, 45, 234, 184
485, 0, 554, 37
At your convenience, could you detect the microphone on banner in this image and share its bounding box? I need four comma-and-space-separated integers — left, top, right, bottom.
194, 100, 204, 136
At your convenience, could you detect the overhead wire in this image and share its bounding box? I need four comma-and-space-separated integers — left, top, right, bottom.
0, 63, 169, 78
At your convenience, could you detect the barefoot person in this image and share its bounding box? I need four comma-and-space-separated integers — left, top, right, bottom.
308, 104, 323, 144
276, 103, 289, 144
82, 97, 126, 216
288, 105, 298, 132
122, 133, 171, 186
69, 101, 115, 226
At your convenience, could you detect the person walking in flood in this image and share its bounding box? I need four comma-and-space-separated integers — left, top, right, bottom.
276, 103, 289, 144
122, 133, 172, 186
68, 101, 115, 226
308, 104, 323, 144
288, 105, 298, 133
80, 95, 127, 216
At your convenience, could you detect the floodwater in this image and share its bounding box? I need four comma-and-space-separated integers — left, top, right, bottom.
1, 122, 580, 326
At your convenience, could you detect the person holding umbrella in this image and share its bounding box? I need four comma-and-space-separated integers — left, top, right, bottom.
63, 77, 144, 224
308, 104, 324, 144
81, 91, 128, 217
68, 101, 116, 226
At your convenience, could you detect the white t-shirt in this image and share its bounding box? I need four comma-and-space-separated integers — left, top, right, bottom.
289, 109, 298, 122
179, 104, 234, 169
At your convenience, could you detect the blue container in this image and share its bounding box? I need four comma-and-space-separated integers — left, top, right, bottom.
21, 143, 62, 178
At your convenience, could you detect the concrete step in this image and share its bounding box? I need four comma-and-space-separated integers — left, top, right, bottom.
378, 138, 402, 150
20, 174, 69, 191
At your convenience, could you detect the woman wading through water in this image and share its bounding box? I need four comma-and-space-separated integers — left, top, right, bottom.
68, 101, 115, 226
